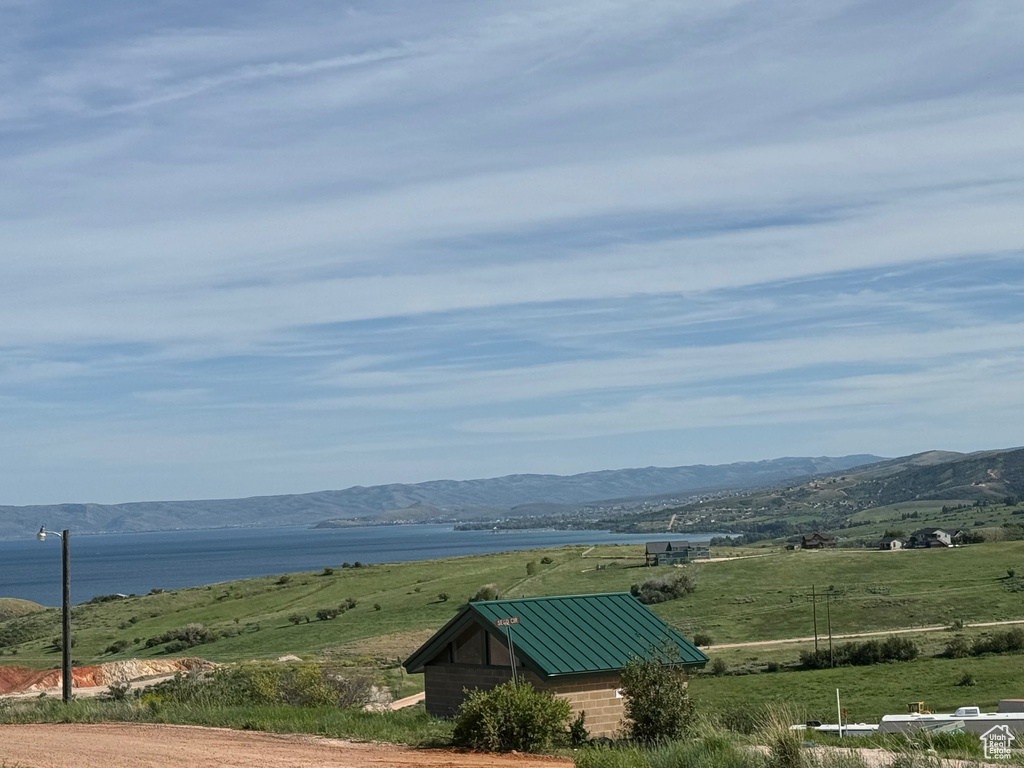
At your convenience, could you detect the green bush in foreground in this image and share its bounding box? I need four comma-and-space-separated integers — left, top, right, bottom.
620, 656, 692, 744
452, 680, 571, 752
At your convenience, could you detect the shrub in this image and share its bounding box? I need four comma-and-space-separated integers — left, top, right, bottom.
526, 562, 537, 576
315, 608, 338, 621
100, 681, 132, 701
799, 636, 919, 669
569, 711, 589, 747
276, 575, 291, 585
287, 614, 304, 625
104, 639, 130, 655
145, 663, 374, 709
344, 597, 358, 610
540, 556, 554, 565
144, 623, 216, 652
630, 570, 698, 605
452, 681, 571, 752
710, 658, 727, 677
620, 656, 692, 744
470, 584, 501, 602
373, 603, 381, 611
692, 632, 713, 647
321, 567, 334, 576
942, 635, 971, 659
956, 671, 976, 687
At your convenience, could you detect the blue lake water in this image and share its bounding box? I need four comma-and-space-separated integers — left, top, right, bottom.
0, 525, 721, 606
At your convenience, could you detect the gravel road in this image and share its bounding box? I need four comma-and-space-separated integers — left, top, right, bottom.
0, 724, 572, 768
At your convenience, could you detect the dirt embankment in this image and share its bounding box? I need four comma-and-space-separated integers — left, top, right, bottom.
0, 658, 214, 695
0, 724, 572, 768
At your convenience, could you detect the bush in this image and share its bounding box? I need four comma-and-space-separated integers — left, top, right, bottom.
321, 567, 334, 576
941, 635, 971, 659
144, 623, 216, 653
710, 658, 727, 677
287, 613, 304, 625
316, 608, 339, 621
470, 584, 501, 602
799, 636, 919, 669
452, 681, 571, 752
630, 570, 698, 605
956, 671, 976, 687
104, 639, 130, 655
526, 562, 537, 576
620, 656, 692, 744
692, 632, 713, 647
145, 663, 375, 709
540, 556, 554, 565
569, 711, 589, 747
276, 575, 291, 585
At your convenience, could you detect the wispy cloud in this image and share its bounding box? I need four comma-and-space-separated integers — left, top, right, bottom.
0, 1, 1021, 503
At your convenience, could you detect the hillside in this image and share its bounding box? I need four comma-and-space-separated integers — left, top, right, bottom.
0, 598, 43, 623
0, 454, 880, 538
621, 447, 1024, 540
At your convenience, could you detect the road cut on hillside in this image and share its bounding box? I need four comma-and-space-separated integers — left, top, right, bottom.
0, 724, 572, 768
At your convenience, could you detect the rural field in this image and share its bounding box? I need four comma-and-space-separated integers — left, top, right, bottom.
4, 538, 1024, 724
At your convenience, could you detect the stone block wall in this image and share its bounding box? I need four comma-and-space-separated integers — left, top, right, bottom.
423, 663, 626, 738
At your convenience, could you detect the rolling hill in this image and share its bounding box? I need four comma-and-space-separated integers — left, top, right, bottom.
0, 454, 880, 538
624, 447, 1024, 539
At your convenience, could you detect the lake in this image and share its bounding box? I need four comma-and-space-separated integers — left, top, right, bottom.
0, 524, 722, 605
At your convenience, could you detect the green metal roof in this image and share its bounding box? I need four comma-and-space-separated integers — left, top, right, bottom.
404, 592, 707, 678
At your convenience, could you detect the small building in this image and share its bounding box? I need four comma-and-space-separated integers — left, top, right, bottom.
645, 540, 711, 566
879, 536, 904, 550
403, 592, 708, 737
800, 532, 836, 549
907, 528, 951, 548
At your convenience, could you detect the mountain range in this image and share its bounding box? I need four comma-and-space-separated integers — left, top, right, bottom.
0, 454, 882, 538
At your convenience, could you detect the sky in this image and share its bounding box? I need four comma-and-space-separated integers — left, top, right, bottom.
1, 0, 1023, 506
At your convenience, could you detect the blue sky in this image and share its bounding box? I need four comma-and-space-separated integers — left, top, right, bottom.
1, 1, 1022, 505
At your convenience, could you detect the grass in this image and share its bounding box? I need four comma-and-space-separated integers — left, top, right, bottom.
0, 697, 451, 745
690, 652, 1024, 723
4, 538, 1024, 735
4, 541, 1024, 665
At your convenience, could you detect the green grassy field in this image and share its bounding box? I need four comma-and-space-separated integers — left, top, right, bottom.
4, 541, 1024, 668
4, 538, 1024, 731
690, 652, 1024, 723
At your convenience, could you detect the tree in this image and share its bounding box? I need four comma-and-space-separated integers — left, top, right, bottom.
619, 655, 692, 744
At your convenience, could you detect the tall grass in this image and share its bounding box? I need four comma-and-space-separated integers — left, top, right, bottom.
0, 698, 451, 746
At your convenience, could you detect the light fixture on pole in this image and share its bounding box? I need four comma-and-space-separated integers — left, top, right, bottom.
37, 526, 72, 704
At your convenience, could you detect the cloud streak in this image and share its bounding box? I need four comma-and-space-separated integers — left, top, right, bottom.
0, 1, 1021, 503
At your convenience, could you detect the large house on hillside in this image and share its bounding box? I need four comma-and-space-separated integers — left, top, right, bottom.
907, 528, 952, 548
404, 592, 708, 737
645, 540, 711, 566
800, 532, 836, 549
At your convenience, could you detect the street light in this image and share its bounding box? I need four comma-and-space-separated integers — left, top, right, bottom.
37, 526, 72, 703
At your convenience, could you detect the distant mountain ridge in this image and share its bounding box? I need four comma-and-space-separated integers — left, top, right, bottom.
0, 454, 882, 538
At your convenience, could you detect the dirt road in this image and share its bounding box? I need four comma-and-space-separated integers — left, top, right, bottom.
0, 724, 572, 768
707, 618, 1024, 651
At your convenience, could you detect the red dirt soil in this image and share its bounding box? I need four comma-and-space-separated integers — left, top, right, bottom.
0, 724, 573, 768
0, 664, 105, 694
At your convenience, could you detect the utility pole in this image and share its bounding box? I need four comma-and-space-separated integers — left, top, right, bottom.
826, 593, 834, 669
812, 585, 819, 651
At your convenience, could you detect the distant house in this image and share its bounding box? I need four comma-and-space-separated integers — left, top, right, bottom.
907, 528, 952, 548
879, 536, 904, 550
800, 532, 836, 549
404, 593, 708, 737
645, 540, 711, 566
